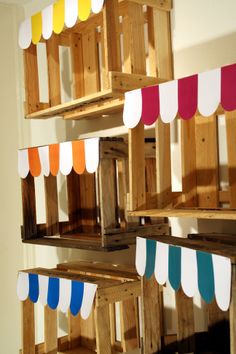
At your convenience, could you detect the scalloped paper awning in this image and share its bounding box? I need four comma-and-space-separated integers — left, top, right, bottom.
18, 0, 105, 49
18, 138, 99, 178
17, 272, 97, 319
123, 63, 236, 128
136, 237, 231, 311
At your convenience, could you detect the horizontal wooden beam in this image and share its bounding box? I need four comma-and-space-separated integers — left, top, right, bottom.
129, 0, 172, 11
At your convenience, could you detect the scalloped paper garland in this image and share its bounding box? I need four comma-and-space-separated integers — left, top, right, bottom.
123, 64, 236, 128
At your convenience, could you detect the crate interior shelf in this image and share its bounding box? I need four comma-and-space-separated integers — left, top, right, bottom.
129, 207, 236, 220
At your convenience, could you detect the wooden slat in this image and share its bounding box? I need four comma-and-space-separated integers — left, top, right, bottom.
94, 305, 112, 354
46, 33, 61, 106
230, 264, 236, 354
155, 120, 172, 208
44, 174, 59, 236
130, 0, 172, 11
70, 33, 84, 99
141, 276, 162, 353
80, 311, 96, 350
145, 158, 157, 209
195, 114, 219, 208
82, 29, 100, 95
79, 172, 97, 234
44, 306, 57, 354
225, 111, 236, 208
68, 312, 81, 349
98, 159, 118, 243
24, 43, 40, 114
109, 303, 117, 348
21, 174, 37, 240
22, 299, 35, 354
147, 7, 157, 77
66, 170, 81, 232
181, 118, 198, 206
102, 0, 121, 89
175, 289, 195, 354
120, 298, 139, 351
110, 71, 161, 93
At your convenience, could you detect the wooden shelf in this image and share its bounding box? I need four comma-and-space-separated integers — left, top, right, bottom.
59, 348, 95, 354
128, 207, 236, 220
25, 72, 161, 120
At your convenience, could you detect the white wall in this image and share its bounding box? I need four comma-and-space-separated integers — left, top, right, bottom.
1, 0, 236, 352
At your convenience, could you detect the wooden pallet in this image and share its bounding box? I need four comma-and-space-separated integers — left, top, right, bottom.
23, 0, 172, 121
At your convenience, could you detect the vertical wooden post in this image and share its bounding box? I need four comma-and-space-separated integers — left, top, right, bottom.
22, 299, 35, 354
225, 111, 236, 207
44, 305, 57, 354
24, 43, 40, 114
46, 33, 61, 106
141, 276, 162, 353
79, 172, 97, 234
67, 170, 81, 232
80, 311, 96, 350
68, 311, 81, 349
230, 264, 236, 354
21, 174, 37, 240
70, 33, 84, 99
120, 297, 139, 351
44, 175, 59, 236
94, 304, 112, 354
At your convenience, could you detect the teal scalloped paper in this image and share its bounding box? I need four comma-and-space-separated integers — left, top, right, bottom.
145, 239, 157, 279
197, 251, 215, 304
169, 245, 181, 290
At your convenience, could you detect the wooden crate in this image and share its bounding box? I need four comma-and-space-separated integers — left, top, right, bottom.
20, 137, 169, 251
23, 0, 172, 120
19, 262, 141, 354
139, 233, 236, 354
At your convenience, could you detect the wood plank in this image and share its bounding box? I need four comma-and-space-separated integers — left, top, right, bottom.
120, 297, 139, 351
230, 264, 236, 354
98, 159, 118, 244
141, 275, 162, 353
225, 111, 236, 207
147, 7, 157, 77
102, 0, 121, 89
155, 120, 172, 208
181, 118, 198, 207
175, 288, 195, 354
44, 174, 59, 236
195, 114, 219, 208
68, 312, 81, 349
70, 33, 84, 99
79, 172, 97, 234
129, 0, 172, 11
66, 170, 81, 232
94, 305, 112, 354
22, 299, 35, 354
109, 303, 117, 348
110, 71, 161, 93
82, 29, 100, 95
21, 174, 37, 240
24, 43, 40, 114
80, 311, 96, 351
46, 33, 61, 106
44, 305, 57, 354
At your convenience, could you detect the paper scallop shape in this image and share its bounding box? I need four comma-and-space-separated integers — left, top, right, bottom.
81, 283, 97, 320
53, 0, 65, 34
145, 239, 157, 279
18, 18, 32, 49
42, 5, 53, 40
59, 141, 73, 175
123, 89, 142, 128
38, 275, 49, 306
221, 63, 236, 111
58, 278, 72, 313
198, 68, 221, 117
18, 149, 29, 178
135, 237, 147, 276
212, 254, 231, 311
85, 138, 99, 173
38, 146, 50, 177
29, 273, 39, 303
47, 277, 60, 310
154, 242, 169, 285
72, 140, 85, 174
91, 0, 104, 13
168, 245, 181, 291
159, 80, 178, 123
181, 247, 198, 298
17, 272, 29, 301
78, 0, 91, 21
65, 0, 78, 28
49, 144, 60, 176
178, 74, 198, 120
141, 85, 159, 126
197, 251, 215, 304
31, 12, 42, 44
70, 281, 84, 316
28, 148, 41, 177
